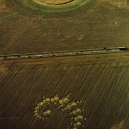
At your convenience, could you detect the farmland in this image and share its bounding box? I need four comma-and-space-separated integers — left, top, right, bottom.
0, 0, 129, 129
0, 52, 129, 129
0, 0, 129, 54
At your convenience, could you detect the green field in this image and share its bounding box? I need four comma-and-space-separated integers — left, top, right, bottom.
0, 0, 129, 54
0, 52, 129, 129
0, 0, 129, 129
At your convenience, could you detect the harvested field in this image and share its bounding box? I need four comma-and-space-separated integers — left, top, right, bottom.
0, 52, 129, 129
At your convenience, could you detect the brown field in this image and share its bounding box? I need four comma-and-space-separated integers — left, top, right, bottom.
0, 52, 129, 129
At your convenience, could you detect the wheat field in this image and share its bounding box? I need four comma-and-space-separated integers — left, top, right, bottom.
0, 52, 129, 129
0, 0, 129, 54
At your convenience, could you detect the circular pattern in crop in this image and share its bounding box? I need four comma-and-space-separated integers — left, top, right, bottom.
10, 0, 95, 13
34, 93, 86, 129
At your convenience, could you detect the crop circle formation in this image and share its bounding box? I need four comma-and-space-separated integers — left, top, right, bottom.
34, 93, 86, 129
11, 0, 95, 13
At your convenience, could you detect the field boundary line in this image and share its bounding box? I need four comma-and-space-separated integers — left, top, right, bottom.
0, 47, 129, 60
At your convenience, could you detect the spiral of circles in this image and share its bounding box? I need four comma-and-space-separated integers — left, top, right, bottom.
34, 93, 86, 129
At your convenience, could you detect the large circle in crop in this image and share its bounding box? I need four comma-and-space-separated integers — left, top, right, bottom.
12, 0, 95, 13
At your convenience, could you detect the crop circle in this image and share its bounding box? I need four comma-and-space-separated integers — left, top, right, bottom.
11, 0, 95, 13
34, 93, 86, 129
